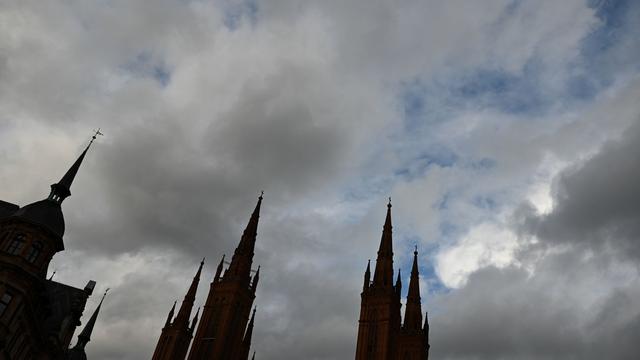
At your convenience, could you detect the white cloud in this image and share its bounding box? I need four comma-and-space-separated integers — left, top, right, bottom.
436, 222, 520, 288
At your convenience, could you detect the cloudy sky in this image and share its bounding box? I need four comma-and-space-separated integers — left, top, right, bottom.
1, 0, 640, 359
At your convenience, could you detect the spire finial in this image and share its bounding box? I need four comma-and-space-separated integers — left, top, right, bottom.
259, 190, 264, 199
414, 244, 418, 255
101, 288, 110, 304
90, 128, 104, 146
48, 270, 56, 280
388, 197, 392, 208
48, 130, 101, 204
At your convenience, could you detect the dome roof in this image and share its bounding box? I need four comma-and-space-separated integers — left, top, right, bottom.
13, 199, 65, 239
0, 200, 19, 219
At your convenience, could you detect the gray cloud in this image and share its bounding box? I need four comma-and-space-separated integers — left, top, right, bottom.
1, 0, 640, 359
524, 119, 640, 260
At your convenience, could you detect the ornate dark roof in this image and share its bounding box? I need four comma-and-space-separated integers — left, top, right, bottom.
13, 199, 65, 240
0, 200, 19, 219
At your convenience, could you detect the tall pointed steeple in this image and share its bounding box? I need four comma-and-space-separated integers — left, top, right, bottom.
68, 289, 108, 357
174, 259, 204, 324
50, 130, 101, 204
372, 198, 394, 288
403, 247, 423, 331
226, 193, 263, 281
188, 195, 265, 360
16, 132, 101, 242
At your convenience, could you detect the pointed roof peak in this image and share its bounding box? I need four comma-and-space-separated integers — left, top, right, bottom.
175, 260, 203, 323
372, 200, 394, 287
403, 246, 423, 330
228, 194, 264, 279
73, 287, 108, 350
50, 131, 102, 203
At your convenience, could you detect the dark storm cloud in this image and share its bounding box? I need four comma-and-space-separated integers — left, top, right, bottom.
428, 118, 640, 360
524, 120, 640, 260
430, 249, 640, 360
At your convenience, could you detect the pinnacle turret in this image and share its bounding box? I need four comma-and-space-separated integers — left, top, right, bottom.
174, 260, 204, 324
165, 301, 177, 327
226, 193, 263, 282
403, 247, 423, 331
363, 260, 371, 291
372, 199, 394, 288
70, 289, 108, 351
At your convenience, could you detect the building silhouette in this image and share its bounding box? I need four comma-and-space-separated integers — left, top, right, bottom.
67, 290, 108, 360
0, 137, 103, 359
355, 201, 430, 360
152, 195, 263, 360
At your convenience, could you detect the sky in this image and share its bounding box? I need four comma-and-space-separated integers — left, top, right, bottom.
1, 0, 639, 359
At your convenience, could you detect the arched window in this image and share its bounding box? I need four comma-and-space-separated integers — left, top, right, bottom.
26, 241, 43, 263
7, 234, 25, 255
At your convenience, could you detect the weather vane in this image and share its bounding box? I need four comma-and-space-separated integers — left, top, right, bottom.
89, 128, 104, 145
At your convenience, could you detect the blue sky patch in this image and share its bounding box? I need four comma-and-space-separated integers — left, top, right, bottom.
222, 0, 258, 30
120, 52, 172, 87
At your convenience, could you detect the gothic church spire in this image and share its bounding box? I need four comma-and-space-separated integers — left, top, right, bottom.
372, 199, 394, 288
403, 247, 423, 331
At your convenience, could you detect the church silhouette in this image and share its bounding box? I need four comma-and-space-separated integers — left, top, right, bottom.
0, 136, 430, 359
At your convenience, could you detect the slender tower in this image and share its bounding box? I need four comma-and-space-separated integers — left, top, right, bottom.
67, 289, 109, 360
187, 194, 263, 360
355, 199, 402, 360
397, 248, 430, 359
0, 133, 101, 358
152, 260, 204, 360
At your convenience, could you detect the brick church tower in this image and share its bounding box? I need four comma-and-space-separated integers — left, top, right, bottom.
0, 135, 102, 359
187, 194, 262, 360
355, 200, 430, 360
152, 194, 263, 359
